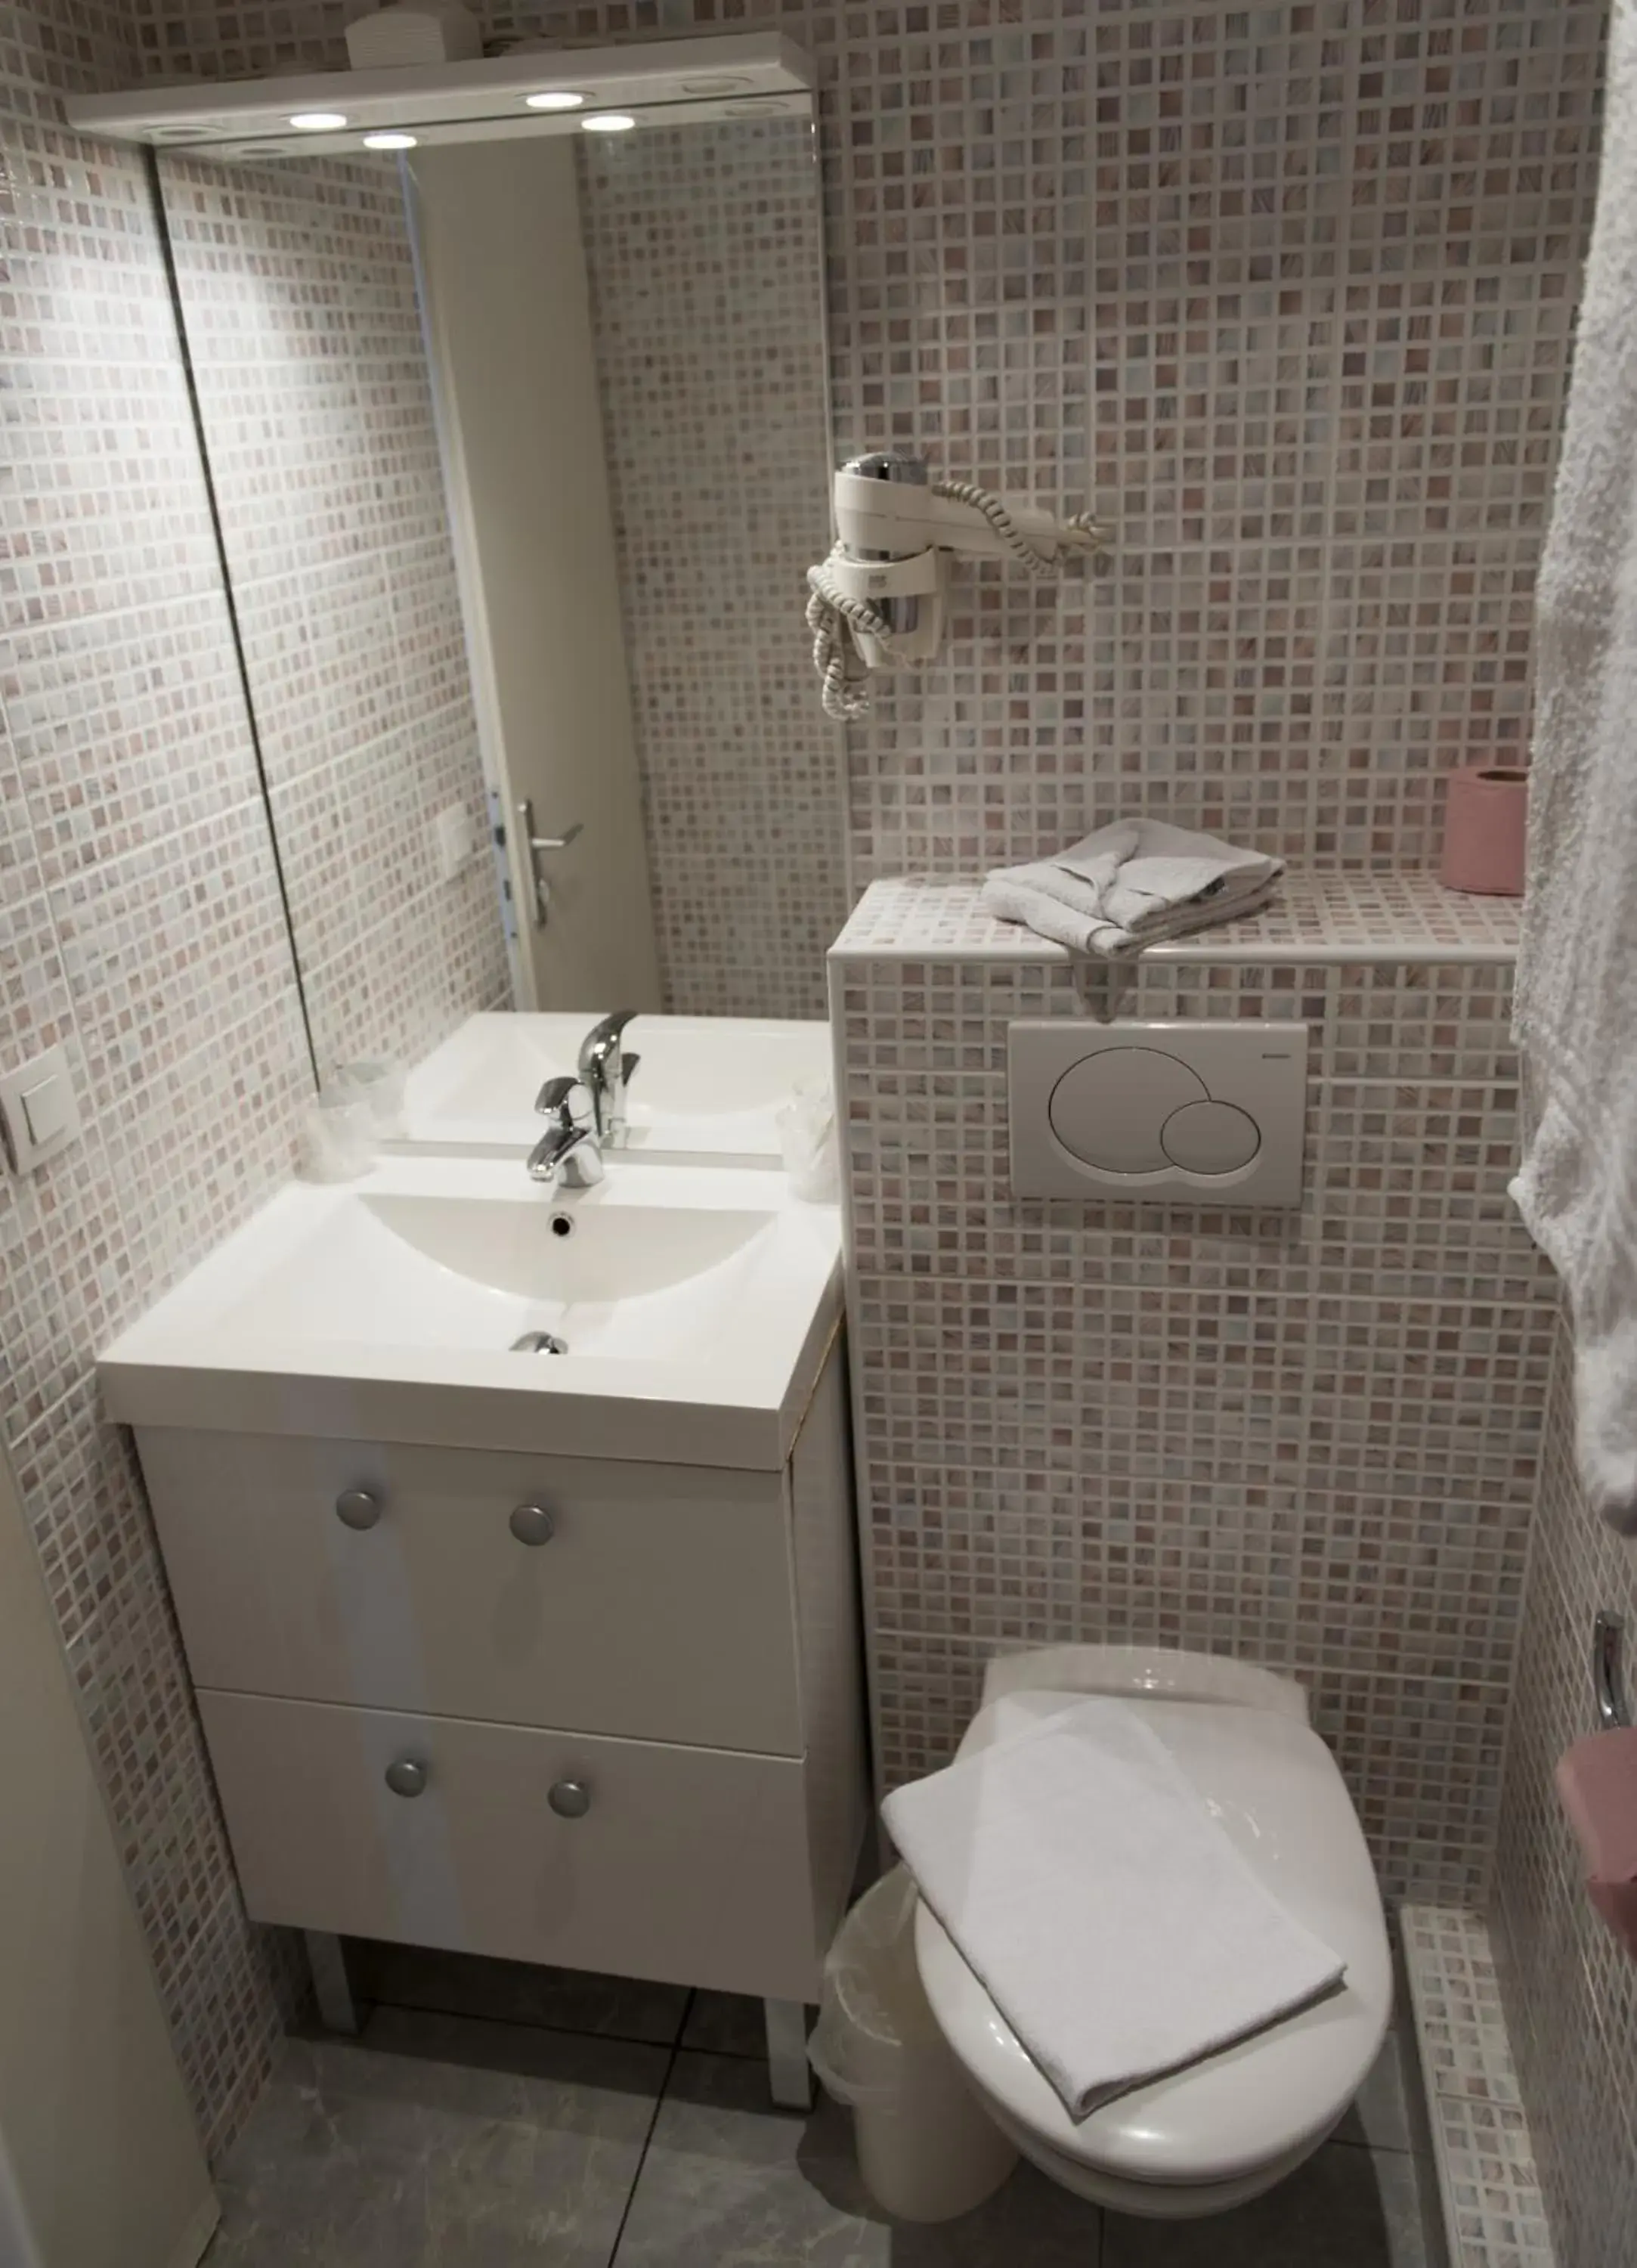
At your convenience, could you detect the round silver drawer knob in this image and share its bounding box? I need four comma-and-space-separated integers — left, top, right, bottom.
509, 1501, 555, 1548
384, 1757, 428, 1799
548, 1778, 591, 1819
336, 1488, 381, 1531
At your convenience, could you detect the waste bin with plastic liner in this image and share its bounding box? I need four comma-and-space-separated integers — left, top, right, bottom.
806, 1866, 1020, 2221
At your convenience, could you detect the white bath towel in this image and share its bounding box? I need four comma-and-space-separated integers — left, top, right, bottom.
979, 819, 1283, 957
881, 1697, 1345, 2119
1510, 0, 1637, 1533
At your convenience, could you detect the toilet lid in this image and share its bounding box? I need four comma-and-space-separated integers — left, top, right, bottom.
913, 1688, 1394, 2189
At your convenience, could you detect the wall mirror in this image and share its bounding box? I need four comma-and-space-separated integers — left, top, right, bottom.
153, 97, 841, 1152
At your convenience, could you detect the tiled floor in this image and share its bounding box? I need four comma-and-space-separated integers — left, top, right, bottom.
203, 1947, 1437, 2266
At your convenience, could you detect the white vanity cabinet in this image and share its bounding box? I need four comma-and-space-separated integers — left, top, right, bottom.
133, 1337, 865, 2025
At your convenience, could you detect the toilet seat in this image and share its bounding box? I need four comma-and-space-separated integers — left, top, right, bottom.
912, 1667, 1393, 2203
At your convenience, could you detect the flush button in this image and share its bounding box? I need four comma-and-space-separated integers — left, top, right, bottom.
1160, 1099, 1261, 1175
1047, 1048, 1207, 1173
1007, 1019, 1308, 1207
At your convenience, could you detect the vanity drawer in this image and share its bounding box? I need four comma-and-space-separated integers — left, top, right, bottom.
138, 1430, 800, 1754
200, 1691, 825, 2003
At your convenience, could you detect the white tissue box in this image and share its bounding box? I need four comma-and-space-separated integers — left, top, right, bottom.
345, 2, 484, 68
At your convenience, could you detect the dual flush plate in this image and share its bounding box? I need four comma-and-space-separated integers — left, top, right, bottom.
1008, 1021, 1308, 1206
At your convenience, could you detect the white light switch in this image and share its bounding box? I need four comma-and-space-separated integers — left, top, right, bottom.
1008, 1020, 1308, 1206
0, 1043, 82, 1174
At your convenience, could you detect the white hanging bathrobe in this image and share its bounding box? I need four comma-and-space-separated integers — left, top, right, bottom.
1512, 0, 1637, 1534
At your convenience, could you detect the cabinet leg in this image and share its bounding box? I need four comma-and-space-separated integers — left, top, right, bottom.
305, 1930, 360, 2035
763, 1997, 812, 2111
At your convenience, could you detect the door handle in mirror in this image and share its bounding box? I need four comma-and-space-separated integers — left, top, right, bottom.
516, 799, 584, 927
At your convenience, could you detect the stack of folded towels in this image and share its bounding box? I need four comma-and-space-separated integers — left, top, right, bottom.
882, 1696, 1345, 2118
979, 819, 1283, 959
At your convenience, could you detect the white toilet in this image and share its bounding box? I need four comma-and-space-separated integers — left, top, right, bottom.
911, 1645, 1394, 2220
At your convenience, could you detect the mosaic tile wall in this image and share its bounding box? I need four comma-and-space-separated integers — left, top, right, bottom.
133, 0, 1605, 885
579, 116, 845, 1018
1491, 1318, 1637, 2268
0, 0, 309, 2158
831, 926, 1559, 1898
158, 151, 512, 1073
51, 0, 1616, 2174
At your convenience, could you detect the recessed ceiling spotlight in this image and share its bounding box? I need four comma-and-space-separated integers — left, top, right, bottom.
288, 110, 348, 131
581, 111, 636, 132
680, 76, 750, 95
525, 89, 586, 111
363, 130, 418, 149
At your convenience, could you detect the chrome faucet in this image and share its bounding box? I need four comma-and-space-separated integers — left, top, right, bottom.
528, 1077, 605, 1189
577, 1010, 640, 1145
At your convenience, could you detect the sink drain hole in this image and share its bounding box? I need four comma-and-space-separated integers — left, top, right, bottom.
511, 1329, 569, 1355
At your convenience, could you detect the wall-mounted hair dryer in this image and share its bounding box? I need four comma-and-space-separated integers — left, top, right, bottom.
805, 451, 1109, 720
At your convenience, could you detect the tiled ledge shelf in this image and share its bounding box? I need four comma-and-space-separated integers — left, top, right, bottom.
831, 871, 1522, 968
1402, 1907, 1556, 2268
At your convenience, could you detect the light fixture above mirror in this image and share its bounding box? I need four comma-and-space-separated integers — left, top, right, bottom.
62, 30, 813, 156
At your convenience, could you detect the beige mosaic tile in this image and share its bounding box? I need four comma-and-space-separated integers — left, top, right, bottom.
0, 0, 312, 2143
580, 114, 845, 1019
133, 0, 1604, 882
832, 872, 1524, 965
0, 5, 502, 2161
159, 150, 509, 1082
1493, 1314, 1637, 2268
837, 931, 1556, 1901
1403, 1906, 1557, 2268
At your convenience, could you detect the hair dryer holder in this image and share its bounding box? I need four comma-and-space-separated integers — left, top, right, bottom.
817, 548, 945, 667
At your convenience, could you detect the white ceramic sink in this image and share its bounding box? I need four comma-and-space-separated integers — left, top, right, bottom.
397, 1012, 831, 1162
99, 1157, 842, 1467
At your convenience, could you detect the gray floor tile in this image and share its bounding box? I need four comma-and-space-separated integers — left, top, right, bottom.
206, 2012, 667, 2266
345, 1937, 690, 2046
1334, 2027, 1416, 2156
1103, 2142, 1428, 2268
612, 2050, 1103, 2266
679, 1989, 777, 2059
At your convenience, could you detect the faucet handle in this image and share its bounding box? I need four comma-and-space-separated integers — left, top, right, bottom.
535, 1075, 595, 1129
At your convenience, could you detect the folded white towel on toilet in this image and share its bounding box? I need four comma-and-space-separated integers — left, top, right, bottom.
881, 1696, 1345, 2119
979, 818, 1283, 958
